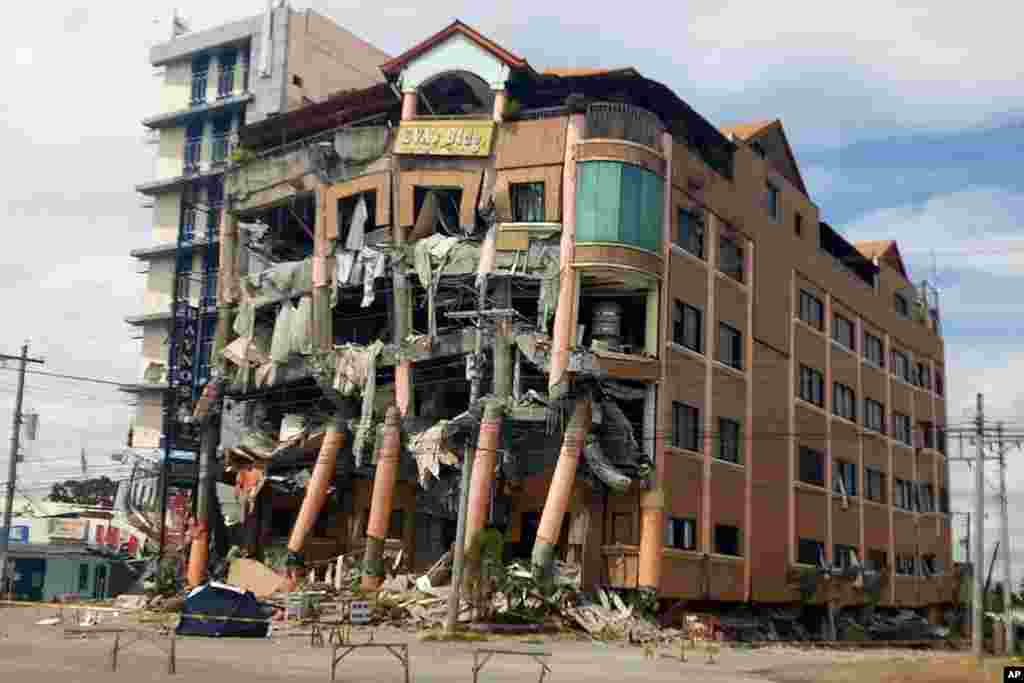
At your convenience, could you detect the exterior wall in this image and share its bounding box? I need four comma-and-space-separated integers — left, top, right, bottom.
132, 394, 165, 450
41, 557, 111, 601
156, 127, 186, 180
160, 61, 194, 113
142, 257, 175, 316
284, 10, 388, 112
153, 191, 182, 244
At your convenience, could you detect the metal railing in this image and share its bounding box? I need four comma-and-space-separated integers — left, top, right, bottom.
584, 102, 663, 150
217, 65, 235, 99
183, 138, 202, 174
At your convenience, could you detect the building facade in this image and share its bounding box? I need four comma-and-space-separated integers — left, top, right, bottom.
124, 4, 389, 499
199, 21, 953, 610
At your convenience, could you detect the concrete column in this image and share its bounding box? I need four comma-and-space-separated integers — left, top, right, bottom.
286, 411, 349, 572
824, 292, 833, 568
312, 185, 334, 351
401, 91, 416, 121
361, 406, 402, 590
532, 397, 591, 579
465, 402, 505, 550
186, 411, 219, 588
788, 270, 797, 565
548, 113, 585, 400
638, 488, 665, 592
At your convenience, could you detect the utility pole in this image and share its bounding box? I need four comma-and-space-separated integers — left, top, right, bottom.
445, 273, 488, 635
999, 422, 1015, 654
973, 392, 986, 660
0, 343, 44, 595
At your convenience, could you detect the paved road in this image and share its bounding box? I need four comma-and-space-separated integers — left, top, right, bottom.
0, 605, 950, 683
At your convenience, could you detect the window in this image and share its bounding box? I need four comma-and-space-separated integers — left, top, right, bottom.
798, 446, 825, 487
78, 564, 90, 593
799, 365, 825, 407
718, 234, 744, 282
338, 190, 378, 245
940, 487, 950, 514
867, 549, 888, 571
798, 538, 825, 566
414, 187, 462, 234
665, 517, 697, 551
794, 213, 803, 236
892, 350, 911, 382
935, 372, 944, 396
183, 120, 204, 174
921, 553, 938, 575
833, 460, 857, 497
714, 524, 741, 556
292, 74, 303, 87
576, 160, 663, 252
510, 182, 545, 222
895, 554, 916, 575
766, 182, 780, 221
673, 301, 702, 353
190, 55, 210, 105
834, 544, 858, 570
832, 314, 855, 350
217, 49, 237, 98
894, 292, 910, 318
864, 398, 885, 433
675, 208, 706, 258
210, 115, 233, 165
833, 382, 857, 422
916, 362, 931, 390
919, 483, 935, 513
919, 421, 935, 450
717, 322, 743, 369
895, 479, 914, 510
799, 290, 824, 331
717, 417, 742, 464
863, 332, 884, 367
893, 412, 911, 446
672, 402, 701, 452
865, 467, 886, 504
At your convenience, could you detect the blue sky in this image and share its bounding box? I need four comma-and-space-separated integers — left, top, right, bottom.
1, 0, 1021, 580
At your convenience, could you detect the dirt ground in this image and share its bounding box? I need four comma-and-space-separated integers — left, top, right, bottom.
0, 605, 1012, 682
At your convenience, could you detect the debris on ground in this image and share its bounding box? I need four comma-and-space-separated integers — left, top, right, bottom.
35, 617, 61, 626
112, 594, 149, 611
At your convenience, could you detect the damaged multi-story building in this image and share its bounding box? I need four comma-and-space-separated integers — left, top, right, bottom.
172, 20, 955, 613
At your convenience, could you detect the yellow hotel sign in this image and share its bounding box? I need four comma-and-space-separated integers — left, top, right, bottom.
395, 120, 494, 157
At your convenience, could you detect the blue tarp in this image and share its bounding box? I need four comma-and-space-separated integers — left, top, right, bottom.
176, 582, 271, 638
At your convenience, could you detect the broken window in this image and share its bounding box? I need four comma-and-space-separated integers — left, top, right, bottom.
714, 524, 741, 556
579, 292, 651, 355
798, 538, 825, 566
717, 417, 741, 464
338, 190, 377, 247
833, 544, 858, 570
418, 71, 495, 116
510, 182, 545, 222
798, 446, 824, 487
716, 322, 743, 370
675, 208, 705, 258
413, 187, 462, 236
271, 507, 296, 538
665, 517, 697, 551
673, 301, 702, 353
833, 460, 857, 497
672, 402, 700, 452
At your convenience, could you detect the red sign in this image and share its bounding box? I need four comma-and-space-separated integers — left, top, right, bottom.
105, 525, 119, 548
95, 525, 105, 544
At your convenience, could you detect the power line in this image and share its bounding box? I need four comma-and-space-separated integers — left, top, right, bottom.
0, 366, 131, 387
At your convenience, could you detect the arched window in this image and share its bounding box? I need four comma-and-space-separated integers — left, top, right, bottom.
417, 70, 494, 116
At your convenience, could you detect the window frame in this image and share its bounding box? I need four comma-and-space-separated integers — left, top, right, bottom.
833, 382, 857, 422
894, 292, 910, 318
831, 313, 855, 350
676, 208, 706, 259
509, 181, 546, 223
766, 181, 781, 221
672, 401, 701, 452
893, 412, 912, 446
865, 467, 887, 504
799, 364, 825, 407
864, 398, 886, 434
798, 446, 825, 487
794, 213, 803, 236
834, 544, 859, 570
833, 459, 858, 497
798, 290, 824, 331
673, 300, 703, 353
665, 517, 697, 551
717, 322, 743, 370
717, 417, 742, 464
892, 350, 911, 382
863, 331, 884, 367
713, 524, 742, 557
718, 234, 745, 283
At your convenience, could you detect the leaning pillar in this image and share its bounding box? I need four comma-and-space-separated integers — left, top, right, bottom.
361, 406, 402, 591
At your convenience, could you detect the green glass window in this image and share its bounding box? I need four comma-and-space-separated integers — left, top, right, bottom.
576, 161, 663, 252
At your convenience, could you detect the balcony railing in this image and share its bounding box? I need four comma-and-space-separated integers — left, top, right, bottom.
210, 133, 235, 166
183, 138, 202, 175
190, 71, 209, 106
585, 102, 664, 150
